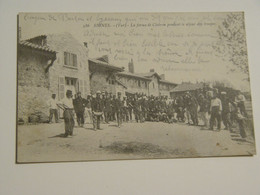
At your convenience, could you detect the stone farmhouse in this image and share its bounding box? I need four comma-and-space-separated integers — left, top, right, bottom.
17, 33, 177, 122
17, 32, 90, 122
116, 60, 177, 97
88, 56, 126, 95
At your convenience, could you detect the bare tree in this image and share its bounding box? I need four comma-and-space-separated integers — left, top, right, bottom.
213, 13, 249, 81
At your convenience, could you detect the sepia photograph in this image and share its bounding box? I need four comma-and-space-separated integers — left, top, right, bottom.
16, 12, 256, 163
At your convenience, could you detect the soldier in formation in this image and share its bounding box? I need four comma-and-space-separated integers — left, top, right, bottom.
54, 87, 249, 140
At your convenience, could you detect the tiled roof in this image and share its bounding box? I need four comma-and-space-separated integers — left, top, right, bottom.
115, 79, 127, 89
159, 79, 178, 85
88, 58, 123, 71
137, 72, 161, 79
19, 40, 56, 53
171, 83, 204, 92
117, 71, 151, 81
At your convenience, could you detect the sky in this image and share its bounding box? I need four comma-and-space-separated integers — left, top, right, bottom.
19, 12, 251, 91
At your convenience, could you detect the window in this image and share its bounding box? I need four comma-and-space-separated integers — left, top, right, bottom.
138, 80, 141, 87
153, 83, 155, 88
64, 52, 77, 67
108, 78, 115, 85
66, 78, 76, 86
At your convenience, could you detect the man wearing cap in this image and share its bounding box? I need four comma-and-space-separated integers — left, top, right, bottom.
127, 96, 133, 121
209, 93, 222, 130
122, 96, 129, 122
102, 91, 111, 123
73, 91, 86, 127
61, 90, 75, 137
221, 92, 233, 131
114, 92, 123, 127
108, 93, 113, 121
183, 92, 192, 125
198, 93, 209, 128
235, 91, 247, 117
91, 91, 104, 130
47, 94, 59, 123
85, 95, 93, 124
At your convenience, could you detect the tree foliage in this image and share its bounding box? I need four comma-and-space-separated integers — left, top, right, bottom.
214, 13, 249, 81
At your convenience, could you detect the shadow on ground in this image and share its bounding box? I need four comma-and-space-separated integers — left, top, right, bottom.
103, 141, 198, 158
49, 133, 72, 138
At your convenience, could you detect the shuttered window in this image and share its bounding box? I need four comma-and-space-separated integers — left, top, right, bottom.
79, 79, 83, 94
84, 80, 88, 98
59, 77, 65, 100
64, 52, 77, 67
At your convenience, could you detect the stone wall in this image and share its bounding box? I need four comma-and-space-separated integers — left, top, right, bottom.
90, 71, 125, 95
17, 48, 51, 122
47, 32, 90, 99
148, 75, 159, 96
159, 82, 177, 97
117, 76, 149, 95
17, 32, 91, 122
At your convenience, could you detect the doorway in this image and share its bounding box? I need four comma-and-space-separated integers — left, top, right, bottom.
65, 77, 78, 97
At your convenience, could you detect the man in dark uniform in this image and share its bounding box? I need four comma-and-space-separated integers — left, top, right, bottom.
122, 96, 129, 122
127, 96, 133, 121
190, 94, 199, 126
108, 92, 113, 121
103, 92, 112, 123
73, 91, 86, 127
220, 92, 233, 131
141, 96, 148, 122
111, 95, 117, 121
132, 95, 139, 122
91, 91, 104, 130
175, 95, 185, 122
114, 92, 123, 127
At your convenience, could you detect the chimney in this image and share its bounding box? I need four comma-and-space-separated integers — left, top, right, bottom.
150, 68, 155, 72
83, 42, 89, 56
128, 59, 134, 73
101, 55, 109, 63
160, 74, 165, 80
97, 55, 109, 63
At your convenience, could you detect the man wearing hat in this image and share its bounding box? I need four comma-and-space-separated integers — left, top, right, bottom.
220, 91, 233, 131
91, 91, 104, 130
47, 94, 59, 123
209, 92, 222, 130
114, 92, 123, 127
102, 91, 111, 123
61, 90, 75, 137
73, 91, 86, 127
198, 93, 209, 128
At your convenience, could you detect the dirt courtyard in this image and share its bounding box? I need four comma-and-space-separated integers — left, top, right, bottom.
16, 121, 256, 163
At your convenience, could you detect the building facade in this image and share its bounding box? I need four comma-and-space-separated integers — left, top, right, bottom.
115, 62, 177, 97
159, 80, 178, 97
17, 33, 90, 122
89, 56, 126, 95
170, 82, 205, 97
116, 71, 151, 96
18, 39, 56, 122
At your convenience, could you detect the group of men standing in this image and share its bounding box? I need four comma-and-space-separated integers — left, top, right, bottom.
48, 88, 248, 139
173, 89, 248, 138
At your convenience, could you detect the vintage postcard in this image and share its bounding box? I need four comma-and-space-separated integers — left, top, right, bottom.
16, 12, 255, 163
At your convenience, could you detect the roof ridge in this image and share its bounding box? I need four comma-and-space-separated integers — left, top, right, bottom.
19, 40, 56, 53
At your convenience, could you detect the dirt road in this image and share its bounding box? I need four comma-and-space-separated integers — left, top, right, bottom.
16, 121, 256, 163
